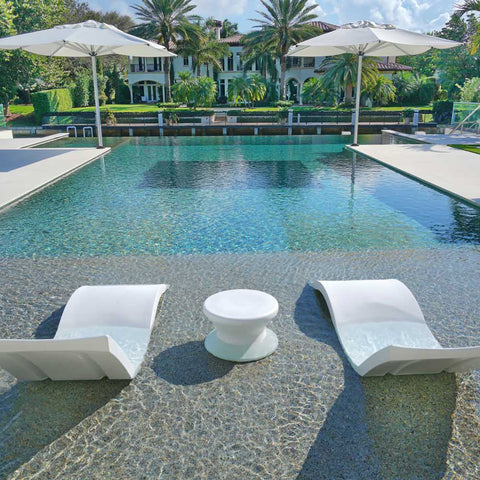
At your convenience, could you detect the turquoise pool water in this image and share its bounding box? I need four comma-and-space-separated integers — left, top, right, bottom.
1, 135, 479, 257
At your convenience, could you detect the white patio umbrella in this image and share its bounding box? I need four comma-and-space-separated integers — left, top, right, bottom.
288, 20, 461, 145
0, 20, 175, 147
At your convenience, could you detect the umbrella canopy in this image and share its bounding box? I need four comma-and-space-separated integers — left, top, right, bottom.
0, 20, 175, 147
288, 20, 461, 144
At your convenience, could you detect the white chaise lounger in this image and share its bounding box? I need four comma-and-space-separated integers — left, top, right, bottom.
313, 279, 480, 376
0, 284, 168, 381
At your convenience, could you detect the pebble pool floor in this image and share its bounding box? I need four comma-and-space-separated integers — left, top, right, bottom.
0, 136, 479, 479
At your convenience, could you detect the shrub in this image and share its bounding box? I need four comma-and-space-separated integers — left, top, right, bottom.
458, 77, 480, 103
432, 100, 453, 123
115, 83, 131, 104
275, 100, 293, 108
32, 88, 73, 124
301, 78, 335, 106
72, 73, 90, 107
393, 73, 435, 106
157, 102, 181, 108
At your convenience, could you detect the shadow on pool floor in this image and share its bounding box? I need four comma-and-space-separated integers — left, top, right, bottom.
294, 285, 456, 480
0, 308, 130, 478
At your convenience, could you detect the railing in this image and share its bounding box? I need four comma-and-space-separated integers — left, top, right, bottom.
42, 109, 434, 128
450, 102, 480, 135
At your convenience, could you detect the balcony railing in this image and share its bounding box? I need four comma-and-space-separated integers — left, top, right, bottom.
130, 65, 163, 73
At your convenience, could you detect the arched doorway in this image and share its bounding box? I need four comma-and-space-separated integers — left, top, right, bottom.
286, 78, 300, 103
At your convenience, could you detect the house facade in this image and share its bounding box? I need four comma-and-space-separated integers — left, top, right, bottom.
127, 20, 411, 104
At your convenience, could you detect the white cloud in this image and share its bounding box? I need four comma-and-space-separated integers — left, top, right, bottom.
90, 0, 457, 34
320, 0, 457, 32
192, 0, 249, 18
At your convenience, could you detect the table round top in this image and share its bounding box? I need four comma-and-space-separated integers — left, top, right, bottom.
203, 289, 279, 322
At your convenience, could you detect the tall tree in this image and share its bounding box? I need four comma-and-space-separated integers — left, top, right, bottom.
181, 21, 229, 76
320, 54, 379, 104
131, 0, 200, 101
242, 41, 278, 81
220, 19, 239, 38
246, 0, 320, 99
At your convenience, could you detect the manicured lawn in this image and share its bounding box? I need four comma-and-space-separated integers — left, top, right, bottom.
450, 144, 480, 154
9, 104, 34, 115
72, 104, 161, 113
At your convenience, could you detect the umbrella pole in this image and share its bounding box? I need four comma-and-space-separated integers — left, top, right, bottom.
352, 53, 363, 146
90, 55, 104, 148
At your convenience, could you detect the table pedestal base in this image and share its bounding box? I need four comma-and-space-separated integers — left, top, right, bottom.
205, 328, 278, 362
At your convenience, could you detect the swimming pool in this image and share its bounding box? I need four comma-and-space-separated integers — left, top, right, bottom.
1, 135, 479, 479
1, 135, 479, 257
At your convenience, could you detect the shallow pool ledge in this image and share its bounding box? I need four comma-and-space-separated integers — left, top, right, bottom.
347, 144, 480, 207
0, 147, 110, 210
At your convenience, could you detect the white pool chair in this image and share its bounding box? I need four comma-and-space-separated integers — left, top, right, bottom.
0, 284, 168, 381
313, 279, 480, 376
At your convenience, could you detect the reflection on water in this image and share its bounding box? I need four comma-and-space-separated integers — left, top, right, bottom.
0, 135, 480, 257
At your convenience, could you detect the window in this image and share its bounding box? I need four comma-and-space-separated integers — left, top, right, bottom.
254, 60, 260, 72
183, 56, 189, 66
138, 57, 144, 71
227, 55, 233, 71
236, 52, 242, 71
291, 57, 300, 68
303, 57, 315, 68
219, 79, 226, 97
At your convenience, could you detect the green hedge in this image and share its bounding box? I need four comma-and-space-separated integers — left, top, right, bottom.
0, 105, 5, 127
32, 88, 73, 124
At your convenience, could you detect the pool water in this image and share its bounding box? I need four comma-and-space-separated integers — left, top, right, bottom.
1, 135, 480, 257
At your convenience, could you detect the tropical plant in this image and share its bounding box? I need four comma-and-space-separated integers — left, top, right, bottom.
319, 54, 379, 104
454, 0, 480, 51
368, 75, 396, 106
131, 0, 200, 101
246, 0, 320, 99
172, 72, 217, 107
221, 19, 239, 38
457, 76, 480, 102
183, 33, 230, 76
393, 73, 436, 105
193, 76, 217, 107
301, 77, 335, 106
228, 75, 267, 106
242, 41, 278, 81
171, 71, 196, 104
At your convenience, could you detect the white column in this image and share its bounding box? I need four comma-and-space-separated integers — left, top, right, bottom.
90, 55, 103, 148
129, 84, 133, 104
353, 53, 363, 146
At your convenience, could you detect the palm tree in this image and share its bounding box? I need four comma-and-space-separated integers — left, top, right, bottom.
131, 0, 200, 101
246, 0, 320, 99
454, 0, 480, 51
301, 77, 335, 105
320, 54, 379, 104
368, 76, 396, 106
242, 41, 278, 81
183, 33, 229, 76
228, 75, 267, 106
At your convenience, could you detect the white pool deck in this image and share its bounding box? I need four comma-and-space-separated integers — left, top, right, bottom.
0, 145, 110, 210
347, 142, 480, 206
383, 129, 480, 146
0, 132, 69, 149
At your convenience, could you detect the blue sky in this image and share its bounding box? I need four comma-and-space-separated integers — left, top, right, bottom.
89, 0, 457, 33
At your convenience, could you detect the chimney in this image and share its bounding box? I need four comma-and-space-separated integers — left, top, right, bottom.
215, 20, 222, 40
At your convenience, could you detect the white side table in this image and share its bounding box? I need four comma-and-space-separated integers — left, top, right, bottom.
203, 289, 279, 362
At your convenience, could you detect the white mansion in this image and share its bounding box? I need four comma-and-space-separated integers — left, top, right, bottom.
127, 20, 411, 104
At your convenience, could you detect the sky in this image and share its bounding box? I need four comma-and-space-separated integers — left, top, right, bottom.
89, 0, 458, 33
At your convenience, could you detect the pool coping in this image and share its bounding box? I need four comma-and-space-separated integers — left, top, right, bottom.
346, 143, 480, 208
0, 147, 111, 211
